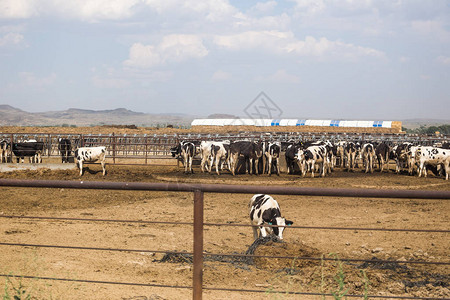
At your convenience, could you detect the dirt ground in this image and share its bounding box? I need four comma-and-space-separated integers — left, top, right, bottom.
0, 162, 448, 300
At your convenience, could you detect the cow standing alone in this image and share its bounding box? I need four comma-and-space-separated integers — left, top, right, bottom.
58, 138, 71, 163
249, 194, 293, 240
75, 146, 107, 176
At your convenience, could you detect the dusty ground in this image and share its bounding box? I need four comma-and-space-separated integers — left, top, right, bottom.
0, 162, 448, 300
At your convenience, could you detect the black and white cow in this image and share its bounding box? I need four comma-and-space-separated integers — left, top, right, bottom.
75, 146, 107, 176
361, 143, 376, 173
335, 141, 347, 168
58, 138, 71, 163
249, 194, 293, 240
393, 142, 412, 174
265, 142, 281, 176
285, 143, 302, 174
12, 141, 44, 163
375, 142, 391, 172
344, 142, 360, 172
415, 146, 450, 180
299, 145, 328, 177
171, 141, 196, 174
209, 141, 230, 175
0, 139, 9, 163
229, 141, 257, 176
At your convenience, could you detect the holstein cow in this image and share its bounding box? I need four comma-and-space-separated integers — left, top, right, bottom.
75, 146, 107, 176
375, 142, 391, 172
229, 141, 257, 176
12, 141, 44, 163
393, 142, 412, 174
0, 139, 9, 163
58, 138, 71, 163
249, 194, 293, 240
171, 141, 196, 174
300, 145, 328, 177
209, 141, 230, 175
265, 142, 281, 176
285, 142, 302, 174
253, 141, 265, 175
335, 141, 347, 168
361, 143, 376, 173
344, 142, 360, 171
415, 146, 450, 180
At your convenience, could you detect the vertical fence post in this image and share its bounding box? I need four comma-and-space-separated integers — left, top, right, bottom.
193, 189, 204, 300
112, 133, 116, 164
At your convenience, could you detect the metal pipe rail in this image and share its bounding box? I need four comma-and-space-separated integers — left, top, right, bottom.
0, 178, 449, 300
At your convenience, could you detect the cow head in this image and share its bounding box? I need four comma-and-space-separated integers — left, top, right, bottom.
268, 217, 294, 240
170, 144, 181, 157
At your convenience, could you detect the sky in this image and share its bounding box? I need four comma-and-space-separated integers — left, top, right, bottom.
0, 0, 449, 120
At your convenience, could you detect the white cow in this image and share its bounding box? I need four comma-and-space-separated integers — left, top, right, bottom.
299, 145, 328, 177
75, 146, 107, 176
415, 146, 450, 180
361, 143, 376, 173
209, 141, 230, 175
249, 194, 293, 240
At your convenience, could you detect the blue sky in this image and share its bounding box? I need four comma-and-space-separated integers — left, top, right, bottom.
0, 0, 449, 120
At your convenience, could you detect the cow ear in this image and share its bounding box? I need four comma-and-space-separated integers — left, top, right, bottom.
286, 220, 294, 226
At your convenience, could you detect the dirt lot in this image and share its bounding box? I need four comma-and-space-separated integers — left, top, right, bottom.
0, 162, 448, 300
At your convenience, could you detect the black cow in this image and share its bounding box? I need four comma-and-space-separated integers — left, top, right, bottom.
58, 138, 72, 163
375, 142, 390, 172
285, 143, 300, 174
229, 141, 257, 175
12, 141, 44, 163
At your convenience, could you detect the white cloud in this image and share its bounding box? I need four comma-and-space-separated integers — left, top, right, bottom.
411, 20, 450, 42
437, 56, 450, 65
144, 0, 236, 22
255, 69, 300, 83
19, 72, 56, 88
214, 30, 384, 60
249, 1, 277, 14
291, 0, 326, 16
123, 34, 208, 68
0, 32, 26, 47
399, 56, 410, 63
0, 0, 37, 19
211, 70, 231, 81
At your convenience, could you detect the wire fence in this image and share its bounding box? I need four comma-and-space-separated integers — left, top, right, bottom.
0, 179, 449, 299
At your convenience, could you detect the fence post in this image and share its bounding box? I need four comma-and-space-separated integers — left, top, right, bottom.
193, 189, 204, 300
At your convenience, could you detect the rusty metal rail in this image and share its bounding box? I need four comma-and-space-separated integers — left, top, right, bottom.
0, 178, 449, 300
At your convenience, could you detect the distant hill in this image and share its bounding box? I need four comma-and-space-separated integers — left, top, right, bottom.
0, 105, 197, 127
401, 119, 450, 129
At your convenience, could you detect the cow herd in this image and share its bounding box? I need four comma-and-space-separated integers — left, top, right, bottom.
0, 138, 107, 176
171, 139, 450, 180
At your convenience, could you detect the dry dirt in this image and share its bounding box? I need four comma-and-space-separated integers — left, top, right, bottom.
0, 163, 448, 300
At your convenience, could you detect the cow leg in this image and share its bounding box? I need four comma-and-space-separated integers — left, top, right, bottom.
259, 225, 268, 238
78, 161, 83, 176
189, 156, 194, 174
101, 160, 106, 176
267, 156, 272, 176
215, 158, 220, 175
252, 226, 259, 240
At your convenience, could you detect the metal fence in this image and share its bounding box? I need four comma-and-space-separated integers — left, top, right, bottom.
1, 132, 448, 165
0, 179, 449, 299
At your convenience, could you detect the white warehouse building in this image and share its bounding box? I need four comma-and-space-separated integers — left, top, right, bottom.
191, 119, 395, 128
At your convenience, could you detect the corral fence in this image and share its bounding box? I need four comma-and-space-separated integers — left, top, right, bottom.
0, 179, 449, 299
0, 132, 448, 165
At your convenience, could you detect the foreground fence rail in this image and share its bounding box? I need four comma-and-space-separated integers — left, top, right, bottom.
0, 179, 449, 300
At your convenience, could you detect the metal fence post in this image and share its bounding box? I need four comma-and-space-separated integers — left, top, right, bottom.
193, 189, 204, 300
